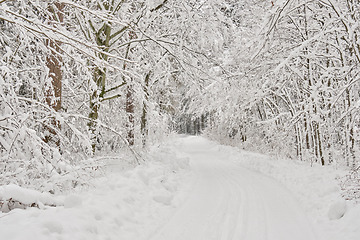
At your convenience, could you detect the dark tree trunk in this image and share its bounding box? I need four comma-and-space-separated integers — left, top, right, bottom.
44, 2, 64, 148
124, 31, 137, 146
141, 72, 150, 146
126, 85, 135, 146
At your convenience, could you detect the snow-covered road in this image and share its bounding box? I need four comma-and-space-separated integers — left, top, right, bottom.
150, 136, 318, 240
6, 136, 356, 240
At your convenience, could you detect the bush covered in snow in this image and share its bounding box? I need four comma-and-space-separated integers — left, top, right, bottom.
340, 166, 360, 201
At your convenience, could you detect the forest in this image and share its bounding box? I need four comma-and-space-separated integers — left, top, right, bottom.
1, 0, 360, 200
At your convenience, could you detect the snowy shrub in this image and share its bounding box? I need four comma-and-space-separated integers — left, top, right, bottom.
0, 78, 99, 193
340, 166, 360, 201
0, 4, 99, 194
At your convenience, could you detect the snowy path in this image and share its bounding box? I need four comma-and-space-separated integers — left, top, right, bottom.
149, 137, 318, 240
1, 136, 332, 240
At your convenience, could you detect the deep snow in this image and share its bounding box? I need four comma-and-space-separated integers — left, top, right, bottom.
0, 136, 359, 240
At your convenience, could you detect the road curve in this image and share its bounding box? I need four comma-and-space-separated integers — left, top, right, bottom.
150, 136, 318, 240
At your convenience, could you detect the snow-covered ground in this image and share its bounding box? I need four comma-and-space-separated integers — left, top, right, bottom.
213, 139, 360, 240
150, 136, 317, 240
0, 136, 359, 240
224, 146, 360, 240
0, 140, 191, 240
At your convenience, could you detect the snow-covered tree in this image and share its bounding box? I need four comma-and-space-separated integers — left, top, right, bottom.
1, 0, 243, 192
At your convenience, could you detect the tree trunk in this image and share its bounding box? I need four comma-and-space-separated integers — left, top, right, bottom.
314, 122, 325, 165
126, 84, 135, 146
88, 67, 106, 152
345, 88, 356, 166
44, 2, 64, 148
141, 71, 150, 146
124, 31, 137, 146
295, 123, 303, 161
87, 18, 111, 153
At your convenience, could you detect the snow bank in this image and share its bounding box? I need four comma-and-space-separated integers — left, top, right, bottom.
0, 184, 62, 212
0, 138, 190, 240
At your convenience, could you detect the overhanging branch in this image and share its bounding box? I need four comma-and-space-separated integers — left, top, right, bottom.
150, 0, 168, 12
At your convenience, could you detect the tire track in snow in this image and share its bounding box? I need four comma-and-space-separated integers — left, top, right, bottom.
148, 137, 317, 240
